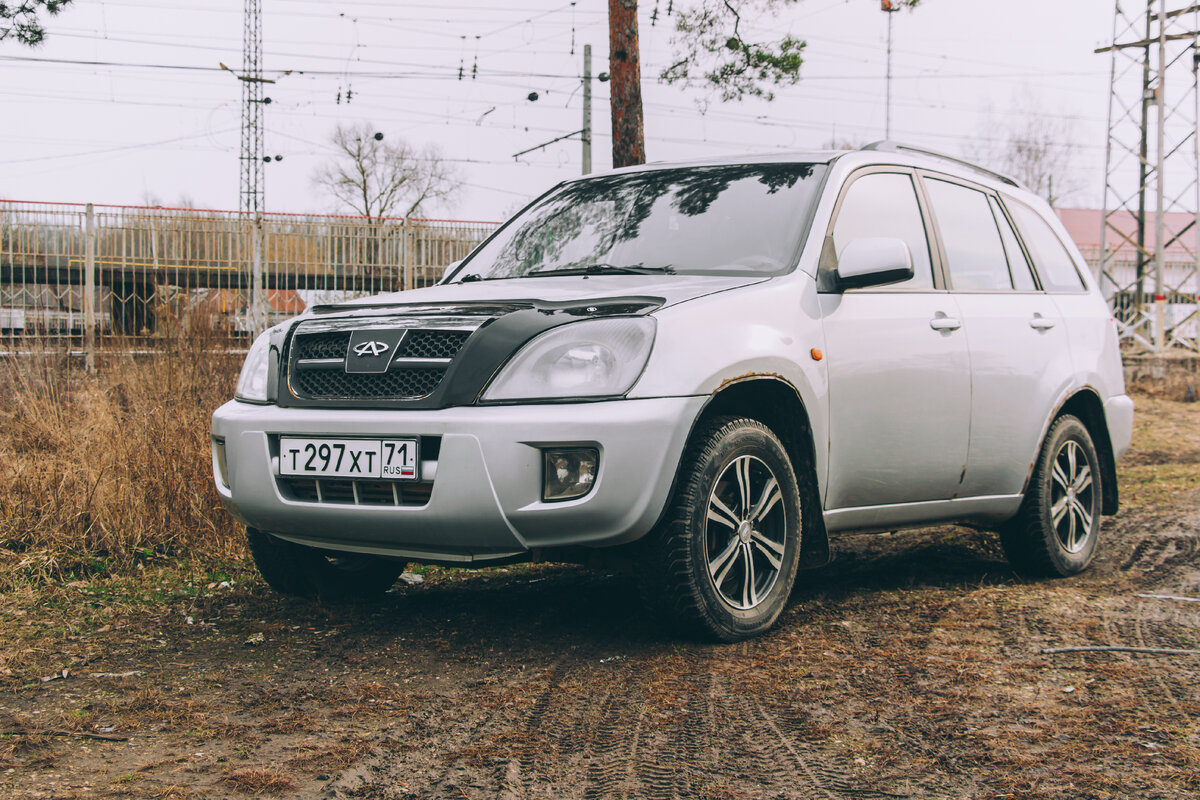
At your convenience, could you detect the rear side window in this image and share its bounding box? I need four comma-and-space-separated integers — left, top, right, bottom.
1007, 200, 1086, 292
988, 196, 1038, 291
832, 172, 933, 289
924, 178, 1012, 291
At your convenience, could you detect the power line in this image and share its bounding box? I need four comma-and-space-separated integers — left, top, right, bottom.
0, 128, 238, 165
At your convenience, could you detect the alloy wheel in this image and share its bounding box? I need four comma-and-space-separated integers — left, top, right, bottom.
703, 455, 789, 610
1050, 439, 1095, 554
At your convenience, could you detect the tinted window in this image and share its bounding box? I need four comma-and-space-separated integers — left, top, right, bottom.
989, 196, 1038, 291
460, 163, 825, 279
925, 178, 1011, 291
1007, 200, 1086, 292
832, 172, 933, 289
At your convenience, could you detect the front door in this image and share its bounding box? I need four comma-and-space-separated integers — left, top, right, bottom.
820, 170, 972, 510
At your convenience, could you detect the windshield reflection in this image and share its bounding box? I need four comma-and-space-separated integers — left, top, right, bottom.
458, 163, 823, 281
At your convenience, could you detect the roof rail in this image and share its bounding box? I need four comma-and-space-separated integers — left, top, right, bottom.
860, 140, 1023, 189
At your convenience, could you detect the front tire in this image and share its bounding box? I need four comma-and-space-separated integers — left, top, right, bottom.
1000, 415, 1102, 577
247, 527, 405, 601
638, 417, 803, 642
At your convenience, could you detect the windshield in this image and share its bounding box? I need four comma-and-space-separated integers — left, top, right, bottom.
454, 162, 826, 280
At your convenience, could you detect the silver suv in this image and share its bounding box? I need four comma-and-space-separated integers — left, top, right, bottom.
212, 143, 1133, 642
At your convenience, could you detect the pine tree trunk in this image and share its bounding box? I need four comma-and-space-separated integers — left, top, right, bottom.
608, 0, 645, 168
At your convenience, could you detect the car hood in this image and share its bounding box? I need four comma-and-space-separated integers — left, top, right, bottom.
310, 273, 769, 317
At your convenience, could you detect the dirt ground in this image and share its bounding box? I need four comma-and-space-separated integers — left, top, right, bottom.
2, 396, 1200, 799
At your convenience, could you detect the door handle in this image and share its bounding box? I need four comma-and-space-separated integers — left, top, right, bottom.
929, 315, 962, 332
1029, 316, 1057, 331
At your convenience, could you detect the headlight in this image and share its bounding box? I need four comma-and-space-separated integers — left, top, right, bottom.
235, 331, 273, 403
482, 317, 656, 401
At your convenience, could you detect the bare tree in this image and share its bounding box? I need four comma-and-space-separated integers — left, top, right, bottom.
313, 124, 461, 221
965, 104, 1082, 208
0, 0, 73, 46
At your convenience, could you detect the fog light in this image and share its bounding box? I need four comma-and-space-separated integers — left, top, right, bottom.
213, 437, 230, 489
542, 447, 598, 502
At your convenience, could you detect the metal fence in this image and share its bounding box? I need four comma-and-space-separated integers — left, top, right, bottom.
0, 200, 499, 348
4, 199, 1199, 356
1080, 246, 1200, 353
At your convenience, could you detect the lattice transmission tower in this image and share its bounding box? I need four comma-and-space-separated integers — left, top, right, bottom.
240, 0, 264, 219
1098, 1, 1200, 353
239, 0, 267, 335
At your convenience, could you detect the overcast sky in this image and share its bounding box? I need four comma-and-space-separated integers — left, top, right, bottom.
0, 0, 1118, 221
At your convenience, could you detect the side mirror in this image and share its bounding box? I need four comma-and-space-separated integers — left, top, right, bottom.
835, 237, 914, 290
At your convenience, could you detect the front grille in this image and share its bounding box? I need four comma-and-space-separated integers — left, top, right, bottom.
293, 332, 350, 360
402, 331, 471, 359
287, 326, 473, 402
279, 477, 433, 507
293, 367, 445, 400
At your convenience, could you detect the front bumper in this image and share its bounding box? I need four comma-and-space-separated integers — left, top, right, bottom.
211, 396, 703, 562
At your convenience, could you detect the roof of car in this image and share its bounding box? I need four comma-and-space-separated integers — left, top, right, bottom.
577, 142, 1029, 198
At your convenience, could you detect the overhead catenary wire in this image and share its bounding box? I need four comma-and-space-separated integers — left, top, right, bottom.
2, 0, 1110, 215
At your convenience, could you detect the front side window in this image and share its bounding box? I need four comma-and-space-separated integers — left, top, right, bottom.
831, 172, 934, 289
456, 163, 826, 280
1007, 200, 1086, 292
924, 178, 1012, 291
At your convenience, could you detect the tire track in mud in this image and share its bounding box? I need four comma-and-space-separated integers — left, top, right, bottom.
1117, 518, 1198, 588
839, 597, 967, 800
697, 642, 854, 800
310, 499, 1200, 799
1086, 506, 1200, 736
629, 666, 722, 800
582, 691, 642, 800
491, 655, 586, 798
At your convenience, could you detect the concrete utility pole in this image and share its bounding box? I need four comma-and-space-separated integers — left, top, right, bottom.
84, 203, 96, 373
583, 44, 593, 175
513, 45, 607, 172
1097, 1, 1200, 354
882, 0, 899, 139
608, 0, 645, 168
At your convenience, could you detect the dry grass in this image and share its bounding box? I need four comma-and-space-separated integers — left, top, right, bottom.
0, 334, 1190, 591
1125, 354, 1200, 403
221, 767, 298, 794
1118, 393, 1200, 509
0, 331, 243, 582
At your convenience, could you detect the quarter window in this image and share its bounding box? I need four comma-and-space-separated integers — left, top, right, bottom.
1007, 200, 1086, 292
924, 178, 1012, 291
832, 172, 934, 289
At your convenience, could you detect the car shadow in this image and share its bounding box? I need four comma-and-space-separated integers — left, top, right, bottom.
230, 526, 1015, 652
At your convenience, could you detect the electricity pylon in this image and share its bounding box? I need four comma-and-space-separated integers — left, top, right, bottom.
1097, 1, 1200, 352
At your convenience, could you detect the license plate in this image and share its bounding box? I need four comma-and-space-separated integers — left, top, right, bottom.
279, 437, 419, 481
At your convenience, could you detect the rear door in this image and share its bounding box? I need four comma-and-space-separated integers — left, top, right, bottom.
920, 175, 1072, 498
1004, 197, 1114, 390
819, 169, 971, 510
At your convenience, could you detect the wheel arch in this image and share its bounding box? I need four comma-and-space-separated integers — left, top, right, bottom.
689, 377, 830, 569
1053, 388, 1119, 516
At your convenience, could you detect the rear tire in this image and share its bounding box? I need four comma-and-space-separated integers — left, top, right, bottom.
638, 417, 803, 642
1000, 415, 1102, 578
246, 527, 404, 601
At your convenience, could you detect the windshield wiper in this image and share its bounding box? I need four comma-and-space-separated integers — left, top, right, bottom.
454, 273, 516, 283
522, 264, 675, 278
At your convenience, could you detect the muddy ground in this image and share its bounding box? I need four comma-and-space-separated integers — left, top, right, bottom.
2, 396, 1200, 799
